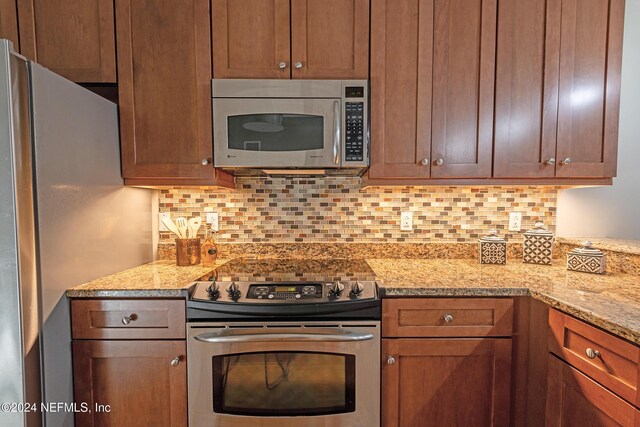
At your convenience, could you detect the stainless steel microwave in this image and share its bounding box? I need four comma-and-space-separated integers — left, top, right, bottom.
212, 79, 368, 175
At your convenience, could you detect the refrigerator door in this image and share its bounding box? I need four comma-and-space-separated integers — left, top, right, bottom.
29, 62, 154, 426
0, 40, 42, 427
1, 38, 154, 426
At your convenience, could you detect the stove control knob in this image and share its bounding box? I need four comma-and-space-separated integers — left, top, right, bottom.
206, 282, 220, 299
226, 282, 241, 300
350, 281, 365, 296
329, 281, 345, 298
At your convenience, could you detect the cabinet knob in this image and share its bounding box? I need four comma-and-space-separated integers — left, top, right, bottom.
585, 348, 601, 359
435, 158, 444, 166
560, 158, 572, 165
121, 313, 138, 325
387, 355, 396, 365
295, 62, 303, 70
545, 158, 556, 165
201, 158, 210, 166
278, 62, 287, 69
170, 356, 181, 367
443, 314, 454, 323
420, 158, 429, 166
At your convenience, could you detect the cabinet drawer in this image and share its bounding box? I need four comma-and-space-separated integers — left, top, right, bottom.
382, 298, 513, 337
549, 309, 639, 408
71, 299, 185, 340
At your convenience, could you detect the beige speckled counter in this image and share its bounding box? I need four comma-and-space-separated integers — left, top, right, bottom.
66, 260, 228, 298
368, 259, 640, 345
67, 257, 639, 345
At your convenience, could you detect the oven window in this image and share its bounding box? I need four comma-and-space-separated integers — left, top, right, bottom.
212, 351, 355, 416
227, 114, 324, 152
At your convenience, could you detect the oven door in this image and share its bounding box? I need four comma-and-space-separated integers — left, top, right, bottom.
187, 321, 380, 427
213, 98, 341, 168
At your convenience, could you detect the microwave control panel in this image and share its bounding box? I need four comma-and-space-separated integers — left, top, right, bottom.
345, 102, 364, 162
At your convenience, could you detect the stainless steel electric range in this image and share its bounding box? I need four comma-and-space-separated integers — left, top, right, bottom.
186, 258, 381, 427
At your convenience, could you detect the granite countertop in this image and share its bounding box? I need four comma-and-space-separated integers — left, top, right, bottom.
66, 258, 640, 345
65, 260, 229, 297
557, 237, 640, 256
368, 259, 640, 345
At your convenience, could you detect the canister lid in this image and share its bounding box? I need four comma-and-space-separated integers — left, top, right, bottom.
480, 229, 507, 243
568, 241, 605, 257
525, 221, 554, 237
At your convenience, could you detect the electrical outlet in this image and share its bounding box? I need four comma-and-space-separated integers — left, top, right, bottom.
401, 212, 413, 231
159, 213, 171, 231
509, 212, 522, 231
206, 212, 219, 232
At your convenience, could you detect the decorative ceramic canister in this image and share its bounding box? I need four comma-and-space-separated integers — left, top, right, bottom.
567, 241, 607, 274
479, 229, 507, 265
523, 221, 554, 265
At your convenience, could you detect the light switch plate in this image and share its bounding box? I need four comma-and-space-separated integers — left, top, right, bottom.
509, 212, 522, 231
159, 213, 171, 231
401, 212, 413, 231
206, 212, 219, 232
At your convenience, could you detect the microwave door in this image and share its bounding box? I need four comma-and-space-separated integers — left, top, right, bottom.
213, 98, 339, 168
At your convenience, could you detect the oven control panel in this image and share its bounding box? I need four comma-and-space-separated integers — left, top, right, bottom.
248, 283, 322, 300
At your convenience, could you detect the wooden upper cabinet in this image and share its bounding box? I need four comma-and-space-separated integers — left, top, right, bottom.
555, 0, 624, 178
368, 0, 432, 179
16, 0, 116, 83
383, 338, 512, 427
0, 0, 20, 51
430, 0, 496, 178
212, 0, 369, 79
212, 0, 290, 79
493, 0, 560, 178
290, 0, 369, 79
73, 340, 187, 427
116, 0, 230, 185
369, 0, 495, 180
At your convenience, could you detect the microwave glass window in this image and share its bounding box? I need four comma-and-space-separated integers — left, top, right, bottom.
212, 352, 355, 416
227, 114, 324, 152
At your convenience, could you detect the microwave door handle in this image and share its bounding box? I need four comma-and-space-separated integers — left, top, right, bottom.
333, 100, 341, 165
193, 331, 373, 343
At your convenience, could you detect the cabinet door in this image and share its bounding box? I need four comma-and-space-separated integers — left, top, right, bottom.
430, 0, 496, 178
382, 338, 512, 427
0, 0, 19, 50
116, 0, 216, 182
290, 0, 369, 79
555, 0, 624, 178
16, 0, 116, 83
369, 0, 432, 179
212, 0, 290, 79
73, 340, 187, 427
546, 355, 640, 426
493, 0, 560, 178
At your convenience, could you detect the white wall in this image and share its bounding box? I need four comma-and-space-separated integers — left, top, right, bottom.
557, 0, 640, 239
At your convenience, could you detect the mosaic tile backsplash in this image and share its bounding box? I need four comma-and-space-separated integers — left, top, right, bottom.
158, 177, 559, 244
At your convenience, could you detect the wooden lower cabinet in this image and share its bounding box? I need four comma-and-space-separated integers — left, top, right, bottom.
546, 355, 640, 426
382, 338, 512, 427
72, 340, 187, 427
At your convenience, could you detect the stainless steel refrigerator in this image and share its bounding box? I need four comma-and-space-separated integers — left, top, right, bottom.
0, 40, 154, 427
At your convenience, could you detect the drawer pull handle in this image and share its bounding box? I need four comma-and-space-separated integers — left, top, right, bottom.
170, 356, 181, 367
443, 314, 454, 323
387, 355, 396, 365
585, 348, 601, 359
121, 314, 138, 325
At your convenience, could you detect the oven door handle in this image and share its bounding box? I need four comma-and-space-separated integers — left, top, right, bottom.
193, 330, 374, 343
333, 100, 341, 165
